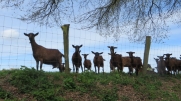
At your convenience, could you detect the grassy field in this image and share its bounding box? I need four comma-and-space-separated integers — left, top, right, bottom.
0, 66, 181, 101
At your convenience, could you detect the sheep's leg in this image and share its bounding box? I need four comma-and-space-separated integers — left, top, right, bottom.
135, 67, 139, 76
59, 59, 62, 72
128, 67, 132, 75
118, 64, 121, 72
76, 66, 78, 73
113, 65, 115, 72
98, 66, 100, 74
36, 60, 39, 71
81, 64, 83, 73
129, 66, 134, 75
72, 64, 75, 73
95, 65, 97, 73
40, 60, 43, 70
102, 67, 104, 74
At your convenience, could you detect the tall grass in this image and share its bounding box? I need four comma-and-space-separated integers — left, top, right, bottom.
0, 67, 181, 101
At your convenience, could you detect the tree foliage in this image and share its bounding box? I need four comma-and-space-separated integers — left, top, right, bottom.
0, 0, 181, 42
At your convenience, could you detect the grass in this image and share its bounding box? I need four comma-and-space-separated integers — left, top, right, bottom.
0, 66, 181, 101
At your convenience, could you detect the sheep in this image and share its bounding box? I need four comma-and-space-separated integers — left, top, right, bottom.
155, 56, 166, 75
164, 53, 177, 75
52, 63, 72, 72
108, 52, 122, 72
154, 58, 160, 74
126, 51, 135, 66
107, 46, 122, 72
72, 45, 83, 73
82, 54, 92, 72
125, 52, 142, 76
24, 32, 64, 71
91, 51, 104, 74
175, 59, 181, 74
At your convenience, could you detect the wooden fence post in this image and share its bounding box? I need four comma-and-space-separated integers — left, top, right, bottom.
142, 36, 151, 74
61, 24, 70, 73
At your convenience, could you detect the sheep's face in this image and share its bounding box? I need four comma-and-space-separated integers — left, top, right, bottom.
164, 54, 172, 59
154, 58, 159, 62
82, 54, 88, 59
24, 32, 39, 42
108, 46, 117, 54
126, 52, 135, 57
72, 45, 83, 52
92, 51, 103, 59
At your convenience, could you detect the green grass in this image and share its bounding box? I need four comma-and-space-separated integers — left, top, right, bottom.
0, 66, 181, 101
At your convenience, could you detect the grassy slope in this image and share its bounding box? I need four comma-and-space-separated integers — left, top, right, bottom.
0, 67, 181, 101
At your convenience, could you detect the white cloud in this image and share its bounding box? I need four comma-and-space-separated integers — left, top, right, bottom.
1, 29, 19, 38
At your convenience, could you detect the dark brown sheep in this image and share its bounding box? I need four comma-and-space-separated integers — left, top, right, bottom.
107, 46, 122, 72
72, 45, 83, 73
24, 32, 64, 71
82, 54, 92, 72
164, 53, 177, 75
52, 63, 72, 72
126, 52, 142, 76
91, 51, 104, 74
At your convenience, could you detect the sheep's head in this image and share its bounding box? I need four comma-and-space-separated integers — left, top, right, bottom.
154, 58, 159, 62
82, 54, 89, 59
92, 51, 103, 59
163, 53, 172, 58
24, 32, 39, 42
107, 46, 117, 54
72, 44, 83, 52
126, 51, 135, 57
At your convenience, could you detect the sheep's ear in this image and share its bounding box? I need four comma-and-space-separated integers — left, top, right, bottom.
108, 53, 111, 55
80, 44, 83, 47
86, 54, 89, 56
72, 45, 75, 47
114, 47, 117, 49
107, 46, 110, 48
100, 52, 103, 54
35, 32, 39, 36
91, 51, 95, 54
24, 33, 28, 36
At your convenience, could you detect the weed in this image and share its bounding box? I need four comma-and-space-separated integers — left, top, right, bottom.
0, 87, 12, 99
63, 78, 76, 90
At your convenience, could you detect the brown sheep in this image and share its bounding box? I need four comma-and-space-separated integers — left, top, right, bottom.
52, 63, 72, 72
126, 52, 142, 76
72, 45, 83, 73
91, 51, 104, 74
82, 54, 92, 72
164, 53, 177, 75
24, 32, 64, 71
107, 46, 122, 72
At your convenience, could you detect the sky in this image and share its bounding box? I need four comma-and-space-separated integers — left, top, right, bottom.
0, 4, 181, 73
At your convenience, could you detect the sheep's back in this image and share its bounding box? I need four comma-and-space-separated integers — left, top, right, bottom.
122, 57, 131, 67
33, 46, 63, 61
72, 53, 82, 67
84, 60, 91, 67
93, 56, 104, 67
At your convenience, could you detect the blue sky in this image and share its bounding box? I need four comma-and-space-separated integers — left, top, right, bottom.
0, 6, 181, 73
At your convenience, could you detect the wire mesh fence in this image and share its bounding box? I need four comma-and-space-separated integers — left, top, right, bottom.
0, 14, 181, 73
